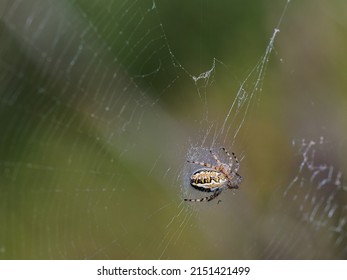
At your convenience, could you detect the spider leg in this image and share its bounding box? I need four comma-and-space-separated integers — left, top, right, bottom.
210, 150, 223, 167
187, 160, 214, 169
221, 147, 233, 167
184, 189, 222, 202
221, 147, 240, 173
207, 188, 222, 201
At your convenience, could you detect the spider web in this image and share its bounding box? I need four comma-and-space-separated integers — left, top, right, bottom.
274, 137, 347, 258
1, 0, 346, 260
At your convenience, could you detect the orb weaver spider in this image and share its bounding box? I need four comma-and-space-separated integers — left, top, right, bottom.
184, 148, 242, 202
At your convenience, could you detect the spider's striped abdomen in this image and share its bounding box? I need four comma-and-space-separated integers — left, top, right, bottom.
190, 169, 227, 192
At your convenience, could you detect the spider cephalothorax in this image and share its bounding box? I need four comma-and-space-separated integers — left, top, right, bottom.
184, 148, 242, 202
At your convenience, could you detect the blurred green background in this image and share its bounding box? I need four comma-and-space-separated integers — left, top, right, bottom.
0, 0, 346, 259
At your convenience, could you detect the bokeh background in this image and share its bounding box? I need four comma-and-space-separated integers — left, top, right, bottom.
0, 0, 346, 259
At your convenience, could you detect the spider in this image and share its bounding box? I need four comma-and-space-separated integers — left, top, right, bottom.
184, 148, 242, 202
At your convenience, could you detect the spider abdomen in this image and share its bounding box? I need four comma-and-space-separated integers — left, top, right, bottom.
190, 169, 227, 192
185, 148, 241, 202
